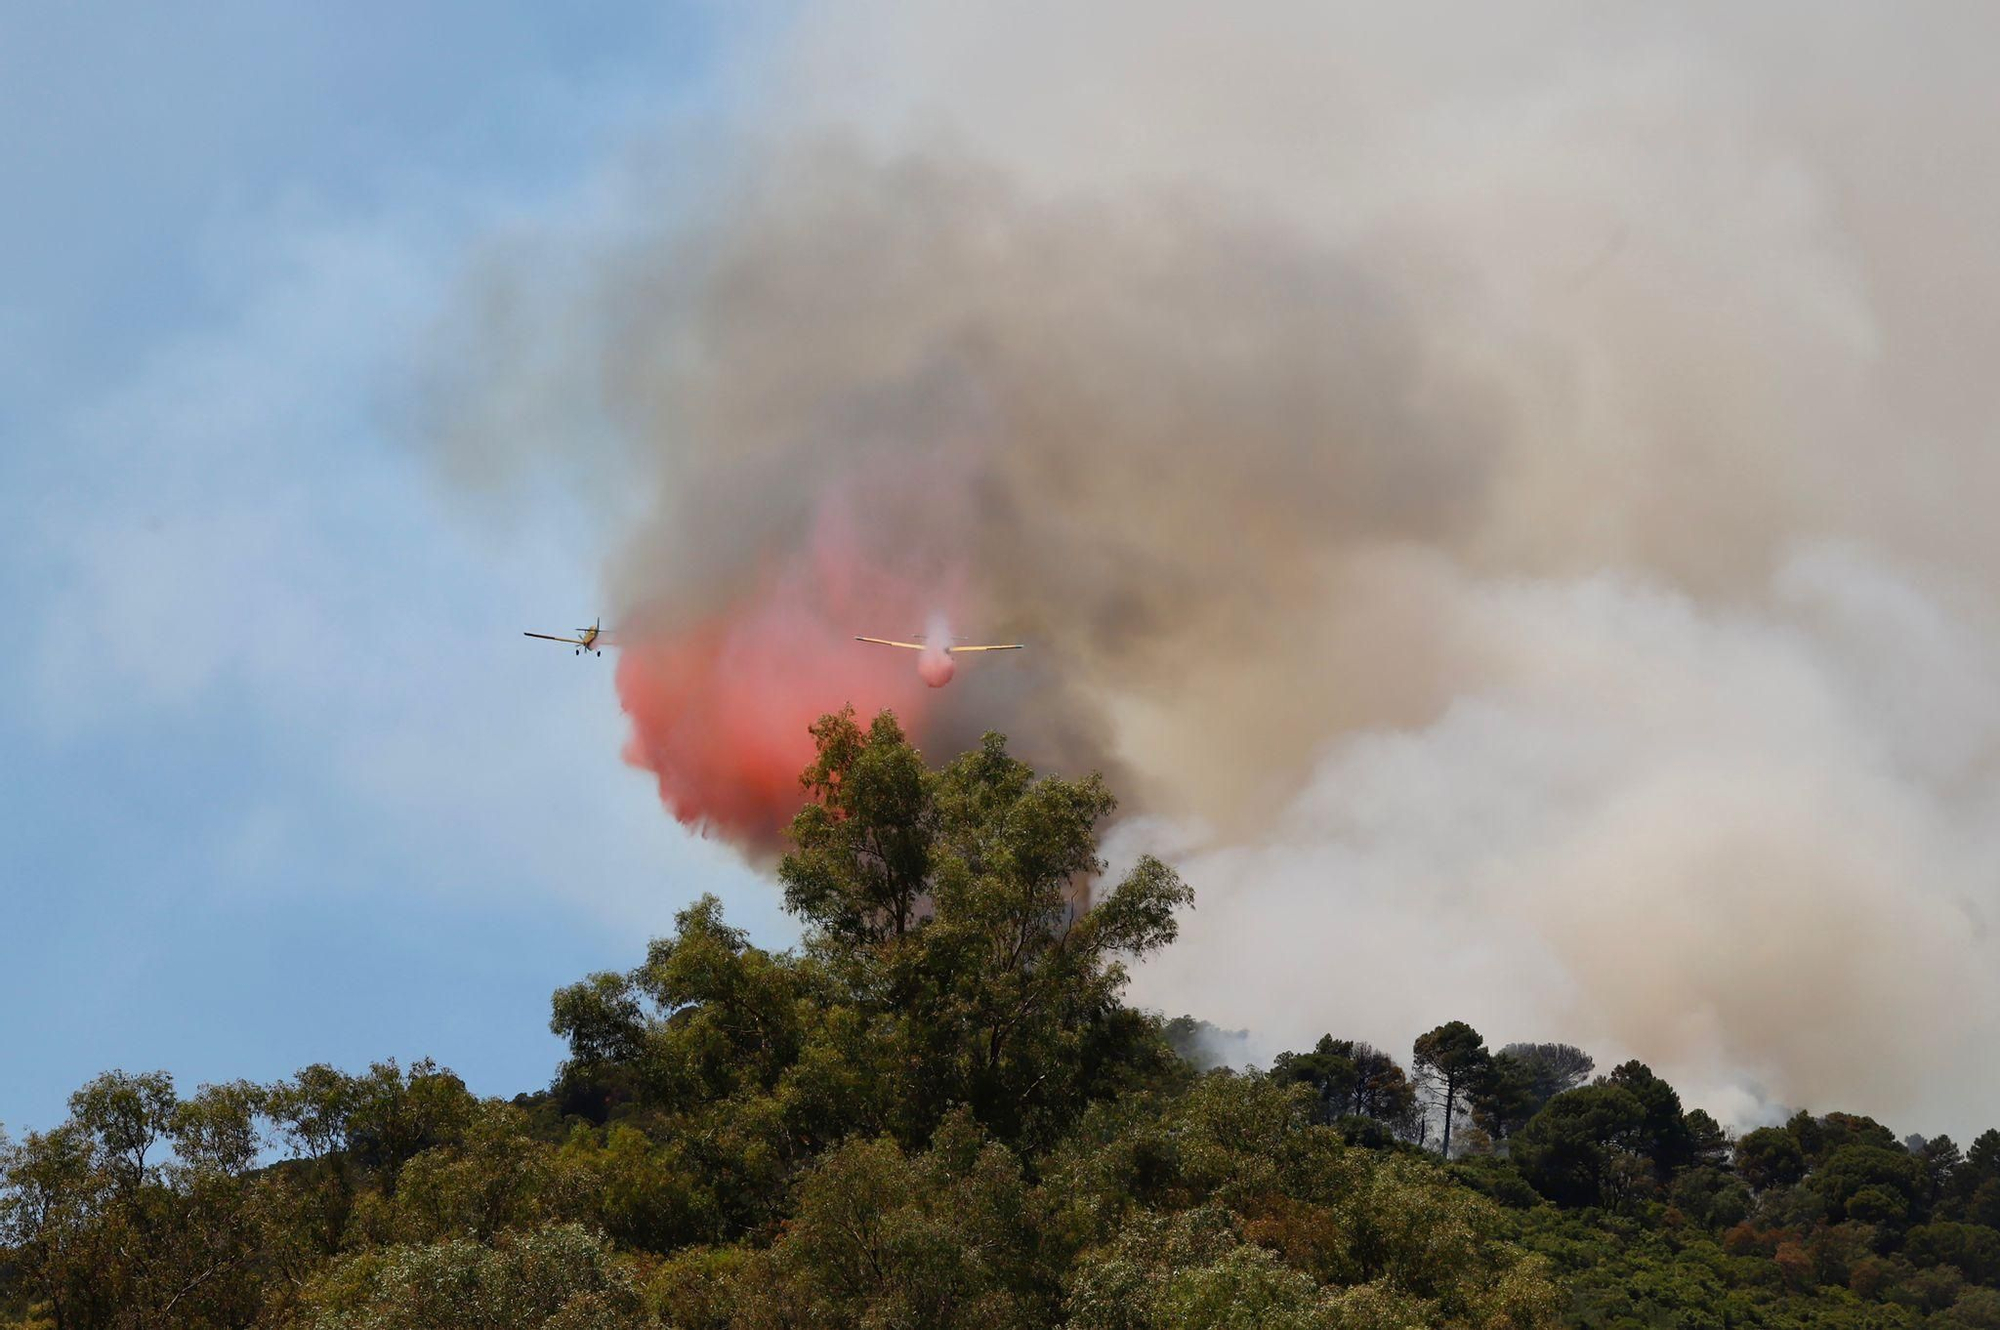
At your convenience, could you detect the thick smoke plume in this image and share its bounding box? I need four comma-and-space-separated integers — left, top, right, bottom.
422, 4, 2000, 1133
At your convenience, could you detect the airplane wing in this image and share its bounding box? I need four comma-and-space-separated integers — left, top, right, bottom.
855, 636, 928, 650
524, 632, 590, 646
946, 644, 1025, 653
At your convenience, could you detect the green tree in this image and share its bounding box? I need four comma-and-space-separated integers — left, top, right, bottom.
1905, 1221, 2000, 1285
0, 1124, 107, 1329
1300, 1040, 1417, 1131
266, 1063, 366, 1259
1789, 1110, 1900, 1168
1467, 1051, 1540, 1147
1603, 1060, 1693, 1177
170, 1080, 267, 1176
1816, 1144, 1923, 1222
1682, 1109, 1728, 1168
1497, 1043, 1596, 1110
1514, 1084, 1647, 1208
786, 714, 1192, 1149
750, 1113, 1049, 1330
1956, 1131, 2000, 1225
389, 1101, 582, 1243
1735, 1126, 1807, 1191
292, 1223, 650, 1329
549, 970, 647, 1068
1047, 1074, 1560, 1328
1411, 1023, 1490, 1159
1917, 1134, 1965, 1211
268, 1063, 360, 1162
1666, 1166, 1749, 1231
1067, 1207, 1337, 1330
1270, 1037, 1360, 1126
344, 1058, 478, 1186
0, 1072, 276, 1328
1940, 1287, 2000, 1329
782, 706, 940, 943
67, 1070, 175, 1193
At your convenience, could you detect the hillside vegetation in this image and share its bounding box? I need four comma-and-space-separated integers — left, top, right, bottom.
6, 710, 1999, 1328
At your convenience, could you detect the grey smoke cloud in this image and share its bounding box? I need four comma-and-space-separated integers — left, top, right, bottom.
420, 3, 2000, 1133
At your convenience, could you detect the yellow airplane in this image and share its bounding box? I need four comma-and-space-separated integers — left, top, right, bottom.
524, 618, 611, 657
855, 633, 1023, 688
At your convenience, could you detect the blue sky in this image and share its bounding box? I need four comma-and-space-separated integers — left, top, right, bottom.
0, 3, 792, 1134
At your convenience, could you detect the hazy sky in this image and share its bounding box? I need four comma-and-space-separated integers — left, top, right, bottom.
0, 2, 781, 1134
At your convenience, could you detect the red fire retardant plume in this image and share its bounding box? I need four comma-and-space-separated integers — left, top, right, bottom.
614, 512, 946, 849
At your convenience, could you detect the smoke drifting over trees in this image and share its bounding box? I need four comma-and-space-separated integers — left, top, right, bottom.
416, 4, 2000, 1134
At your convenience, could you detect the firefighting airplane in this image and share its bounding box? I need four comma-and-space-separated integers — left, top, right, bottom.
523, 618, 611, 656
855, 632, 1024, 688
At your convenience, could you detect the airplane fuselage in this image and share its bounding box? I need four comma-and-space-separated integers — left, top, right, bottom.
918, 646, 955, 687
524, 621, 607, 655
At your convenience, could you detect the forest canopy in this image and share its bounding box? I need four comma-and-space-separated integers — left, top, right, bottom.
6, 710, 2000, 1328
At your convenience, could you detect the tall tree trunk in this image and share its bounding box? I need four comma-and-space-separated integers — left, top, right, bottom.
1441, 1074, 1455, 1158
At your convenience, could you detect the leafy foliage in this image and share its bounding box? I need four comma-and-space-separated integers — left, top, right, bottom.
5, 712, 1996, 1328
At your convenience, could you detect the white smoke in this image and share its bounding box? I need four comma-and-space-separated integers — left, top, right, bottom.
421, 3, 2000, 1135
1117, 549, 2000, 1129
